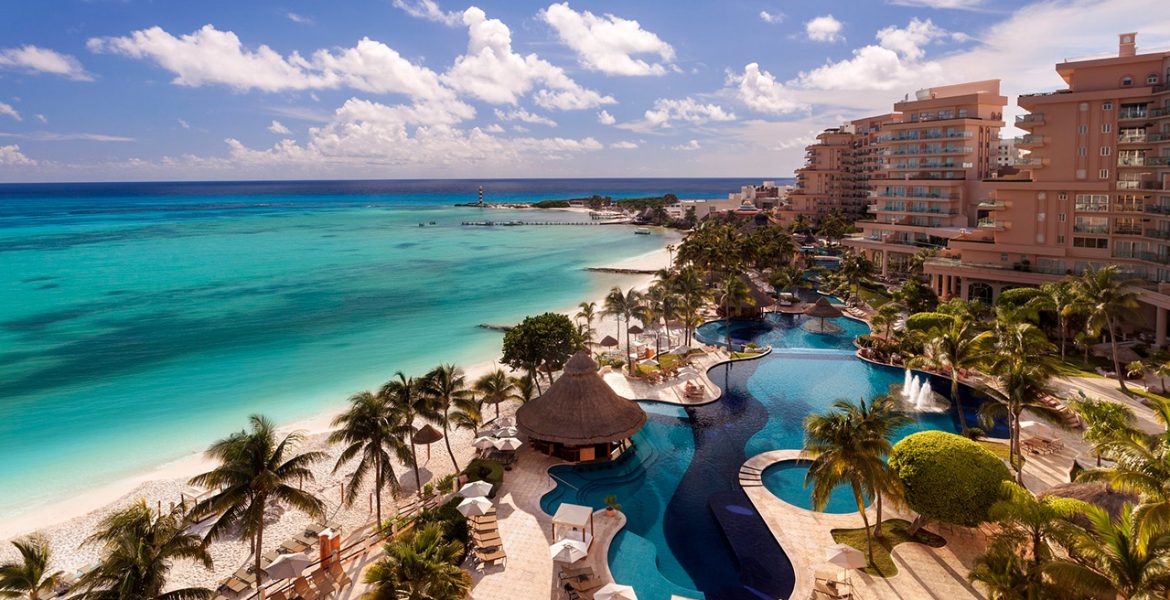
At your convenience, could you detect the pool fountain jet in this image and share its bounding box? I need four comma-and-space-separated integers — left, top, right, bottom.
899, 369, 947, 412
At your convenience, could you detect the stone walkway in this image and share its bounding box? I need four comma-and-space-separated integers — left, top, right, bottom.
602, 349, 729, 405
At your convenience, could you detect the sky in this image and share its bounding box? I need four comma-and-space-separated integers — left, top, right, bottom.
0, 0, 1169, 182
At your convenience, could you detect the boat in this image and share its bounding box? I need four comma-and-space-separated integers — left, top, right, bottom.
634, 227, 651, 235
429, 221, 436, 225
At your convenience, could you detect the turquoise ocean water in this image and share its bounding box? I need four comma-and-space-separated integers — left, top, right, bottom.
0, 179, 769, 519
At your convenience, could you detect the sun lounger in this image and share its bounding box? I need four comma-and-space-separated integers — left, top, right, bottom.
559, 565, 594, 580
293, 577, 318, 600
262, 549, 284, 563
224, 578, 250, 594
281, 539, 309, 553
327, 564, 353, 588
569, 576, 604, 593
474, 547, 508, 569
310, 571, 334, 596
473, 535, 502, 549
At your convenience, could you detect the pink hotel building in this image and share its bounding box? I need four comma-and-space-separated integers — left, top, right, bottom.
830, 34, 1170, 345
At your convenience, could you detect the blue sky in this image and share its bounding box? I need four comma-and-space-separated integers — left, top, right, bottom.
0, 0, 1168, 182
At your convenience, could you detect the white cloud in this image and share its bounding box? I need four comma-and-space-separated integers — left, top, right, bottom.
672, 139, 701, 151
444, 8, 614, 110
875, 17, 954, 61
0, 102, 21, 121
268, 120, 292, 134
87, 25, 467, 116
494, 108, 557, 127
610, 140, 638, 149
795, 18, 954, 90
640, 97, 735, 128
0, 45, 92, 80
805, 15, 843, 43
597, 110, 616, 125
286, 12, 314, 25
177, 118, 190, 129
540, 3, 675, 76
511, 125, 530, 133
483, 123, 505, 133
888, 0, 984, 9
392, 0, 462, 27
0, 132, 134, 142
34, 114, 47, 124
734, 63, 807, 114
759, 11, 784, 24
0, 144, 36, 166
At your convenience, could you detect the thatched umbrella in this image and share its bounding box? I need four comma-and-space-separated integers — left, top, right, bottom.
599, 335, 619, 348
412, 424, 444, 460
1039, 482, 1137, 527
628, 324, 644, 336
804, 297, 843, 331
516, 350, 647, 462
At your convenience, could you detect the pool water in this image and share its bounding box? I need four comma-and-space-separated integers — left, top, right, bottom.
760, 461, 867, 514
541, 314, 1007, 600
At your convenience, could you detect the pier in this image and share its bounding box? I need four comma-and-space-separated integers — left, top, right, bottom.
584, 267, 658, 275
478, 323, 513, 332
461, 220, 633, 227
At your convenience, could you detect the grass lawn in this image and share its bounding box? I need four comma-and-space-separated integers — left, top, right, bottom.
1130, 387, 1170, 406
831, 519, 946, 577
731, 351, 763, 360
858, 285, 892, 308
1054, 355, 1112, 378
976, 439, 1012, 461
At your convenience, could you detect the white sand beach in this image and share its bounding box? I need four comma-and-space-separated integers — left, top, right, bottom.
0, 234, 677, 589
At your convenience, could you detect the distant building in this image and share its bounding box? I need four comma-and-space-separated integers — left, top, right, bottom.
664, 198, 741, 221
729, 181, 787, 211
995, 138, 1026, 167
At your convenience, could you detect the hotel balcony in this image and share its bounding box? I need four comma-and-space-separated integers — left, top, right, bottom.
1017, 157, 1049, 167
877, 132, 973, 142
1150, 132, 1170, 143
1118, 133, 1151, 145
1015, 113, 1045, 128
1119, 180, 1167, 191
977, 218, 1008, 231
873, 206, 960, 216
1119, 109, 1150, 121
1014, 135, 1045, 148
1114, 225, 1144, 235
1118, 156, 1148, 167
1144, 204, 1170, 215
1145, 229, 1170, 240
1152, 107, 1170, 119
978, 199, 1008, 210
876, 172, 967, 181
1114, 249, 1170, 265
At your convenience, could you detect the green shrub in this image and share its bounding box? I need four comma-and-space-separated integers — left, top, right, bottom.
463, 458, 504, 497
995, 287, 1043, 309
416, 496, 470, 561
889, 431, 1012, 527
904, 312, 956, 334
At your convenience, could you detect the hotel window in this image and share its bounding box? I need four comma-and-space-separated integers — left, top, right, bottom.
1101, 146, 1112, 156
1073, 237, 1109, 249
1100, 169, 1110, 179
1148, 74, 1159, 85
1079, 124, 1088, 134
1078, 147, 1087, 156
1103, 102, 1114, 110
1075, 194, 1109, 212
1059, 213, 1067, 222
1074, 216, 1108, 233
1122, 76, 1134, 87
1058, 235, 1066, 244
1103, 123, 1112, 133
1059, 193, 1068, 200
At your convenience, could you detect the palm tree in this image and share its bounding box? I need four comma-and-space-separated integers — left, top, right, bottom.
0, 536, 63, 600
979, 321, 1064, 482
1045, 503, 1170, 599
509, 374, 537, 404
604, 286, 644, 374
907, 248, 937, 276
803, 402, 883, 563
1068, 395, 1135, 467
869, 302, 903, 340
1075, 265, 1141, 392
968, 537, 1041, 600
381, 372, 434, 498
423, 364, 479, 474
986, 481, 1080, 591
73, 501, 212, 600
909, 319, 991, 434
360, 523, 471, 600
846, 395, 911, 536
575, 301, 598, 341
714, 274, 752, 350
474, 368, 516, 422
1028, 280, 1081, 362
188, 415, 325, 592
329, 390, 408, 528
838, 251, 876, 301
670, 267, 708, 346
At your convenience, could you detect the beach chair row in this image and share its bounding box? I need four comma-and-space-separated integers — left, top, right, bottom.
470, 512, 507, 569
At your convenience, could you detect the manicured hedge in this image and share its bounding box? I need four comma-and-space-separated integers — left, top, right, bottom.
463, 458, 504, 497
995, 287, 1043, 309
889, 431, 1011, 527
903, 312, 956, 333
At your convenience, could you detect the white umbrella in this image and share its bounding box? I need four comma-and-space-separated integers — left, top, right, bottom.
494, 437, 523, 451
262, 553, 312, 580
458, 480, 493, 498
473, 436, 497, 450
639, 358, 659, 367
495, 416, 516, 427
494, 426, 519, 438
549, 538, 588, 563
594, 583, 638, 600
825, 544, 866, 569
456, 496, 493, 517
677, 367, 699, 379
1020, 420, 1054, 437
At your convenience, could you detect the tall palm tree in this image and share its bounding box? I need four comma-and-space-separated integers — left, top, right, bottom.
575, 301, 598, 342
360, 523, 471, 600
838, 251, 876, 301
329, 390, 408, 528
474, 368, 516, 422
422, 364, 479, 474
1028, 280, 1081, 362
188, 415, 325, 592
968, 538, 1042, 600
604, 286, 644, 374
909, 319, 992, 433
714, 274, 752, 350
509, 374, 537, 404
979, 322, 1064, 482
381, 373, 434, 498
768, 263, 808, 299
0, 536, 63, 600
986, 481, 1080, 591
1075, 265, 1141, 392
1045, 503, 1170, 599
1068, 395, 1135, 467
74, 501, 212, 600
845, 395, 911, 536
670, 267, 708, 346
869, 302, 903, 340
803, 404, 883, 562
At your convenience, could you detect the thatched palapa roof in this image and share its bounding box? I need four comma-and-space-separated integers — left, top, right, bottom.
1039, 482, 1137, 523
517, 351, 647, 446
627, 325, 644, 335
412, 424, 444, 445
598, 335, 619, 347
804, 297, 843, 319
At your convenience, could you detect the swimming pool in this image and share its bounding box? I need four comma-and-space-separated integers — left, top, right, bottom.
760, 460, 868, 514
541, 313, 1006, 599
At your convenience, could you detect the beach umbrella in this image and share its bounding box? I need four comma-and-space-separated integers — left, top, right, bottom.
599, 335, 620, 348
262, 553, 312, 580
458, 480, 493, 498
639, 358, 659, 367
473, 436, 497, 450
627, 325, 644, 336
594, 583, 638, 600
1020, 420, 1054, 437
456, 496, 494, 517
804, 297, 843, 332
825, 544, 867, 569
677, 367, 699, 379
494, 437, 523, 451
495, 416, 516, 428
549, 538, 588, 563
494, 426, 519, 438
412, 424, 444, 460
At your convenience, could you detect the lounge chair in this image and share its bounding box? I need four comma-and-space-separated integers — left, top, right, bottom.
224, 578, 250, 594
474, 547, 508, 569
473, 535, 502, 549
310, 571, 334, 596
569, 576, 604, 593
558, 565, 594, 581
281, 539, 309, 553
293, 578, 318, 600
327, 564, 353, 588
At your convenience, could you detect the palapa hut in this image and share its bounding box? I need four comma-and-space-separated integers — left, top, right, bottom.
598, 335, 619, 348
412, 424, 444, 460
1039, 482, 1137, 528
517, 350, 647, 462
803, 297, 844, 334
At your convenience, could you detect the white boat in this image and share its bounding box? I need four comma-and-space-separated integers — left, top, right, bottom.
634, 227, 651, 235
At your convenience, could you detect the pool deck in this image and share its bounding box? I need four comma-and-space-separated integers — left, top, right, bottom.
602, 348, 731, 406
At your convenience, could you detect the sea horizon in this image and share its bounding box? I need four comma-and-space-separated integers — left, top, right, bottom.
0, 178, 735, 524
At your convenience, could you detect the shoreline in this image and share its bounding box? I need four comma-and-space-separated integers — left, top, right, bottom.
0, 237, 678, 581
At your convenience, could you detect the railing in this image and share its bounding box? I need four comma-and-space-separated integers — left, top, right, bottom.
1016, 113, 1045, 125
1114, 249, 1170, 265
1015, 135, 1044, 145
1145, 204, 1170, 214
877, 132, 973, 142
1118, 156, 1147, 166
1073, 225, 1109, 234
1075, 204, 1110, 212
1118, 134, 1149, 143
1119, 109, 1149, 120
1114, 225, 1144, 235
1145, 228, 1170, 240
1116, 203, 1146, 213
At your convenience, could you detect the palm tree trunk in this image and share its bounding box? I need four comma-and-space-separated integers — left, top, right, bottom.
854, 482, 874, 564
1011, 410, 1024, 484
375, 454, 383, 528
411, 442, 422, 498
950, 375, 968, 433
874, 492, 884, 537
1109, 319, 1128, 391
1059, 316, 1067, 362
531, 366, 543, 395
255, 525, 265, 596
625, 314, 634, 375
442, 414, 459, 474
